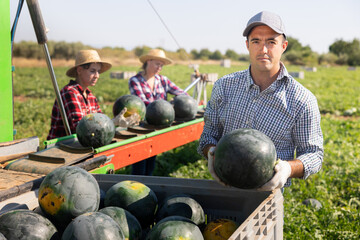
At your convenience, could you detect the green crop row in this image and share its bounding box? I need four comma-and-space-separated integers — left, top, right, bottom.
13, 65, 360, 115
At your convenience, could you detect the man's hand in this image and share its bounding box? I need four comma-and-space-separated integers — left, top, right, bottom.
207, 146, 227, 186
257, 160, 291, 191
112, 107, 141, 128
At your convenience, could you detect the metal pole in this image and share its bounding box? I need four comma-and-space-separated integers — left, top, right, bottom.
42, 44, 71, 135
183, 77, 201, 93
26, 0, 71, 135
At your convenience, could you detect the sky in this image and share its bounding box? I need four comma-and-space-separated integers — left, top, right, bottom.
10, 0, 360, 55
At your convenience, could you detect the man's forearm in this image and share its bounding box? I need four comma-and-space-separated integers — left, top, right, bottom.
288, 159, 304, 178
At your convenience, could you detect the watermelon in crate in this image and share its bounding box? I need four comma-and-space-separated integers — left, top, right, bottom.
104, 180, 158, 228
0, 209, 59, 240
62, 212, 125, 240
146, 215, 203, 240
38, 166, 100, 228
155, 194, 205, 226
99, 206, 142, 240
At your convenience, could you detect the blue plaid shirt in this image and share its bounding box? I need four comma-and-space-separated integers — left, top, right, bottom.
198, 64, 324, 186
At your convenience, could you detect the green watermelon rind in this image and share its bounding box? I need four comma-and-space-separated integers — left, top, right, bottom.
155, 194, 205, 226
0, 209, 59, 240
173, 95, 198, 120
214, 128, 277, 189
104, 180, 158, 228
76, 113, 115, 148
62, 212, 125, 240
145, 100, 175, 126
113, 95, 146, 120
99, 206, 142, 240
38, 166, 100, 226
146, 216, 204, 240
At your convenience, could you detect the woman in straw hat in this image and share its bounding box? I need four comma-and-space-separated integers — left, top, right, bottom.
129, 48, 187, 106
128, 48, 188, 175
47, 49, 112, 140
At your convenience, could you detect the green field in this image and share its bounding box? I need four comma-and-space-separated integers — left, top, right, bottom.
12, 64, 360, 239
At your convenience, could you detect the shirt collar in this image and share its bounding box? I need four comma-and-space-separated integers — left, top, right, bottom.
246, 62, 290, 91
70, 80, 91, 94
137, 73, 160, 82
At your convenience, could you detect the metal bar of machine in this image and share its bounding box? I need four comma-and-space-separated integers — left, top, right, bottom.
44, 118, 205, 173
93, 119, 204, 171
26, 0, 71, 136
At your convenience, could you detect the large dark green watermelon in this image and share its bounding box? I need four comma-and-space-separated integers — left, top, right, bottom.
61, 212, 125, 240
145, 100, 175, 126
173, 95, 198, 120
0, 209, 59, 240
104, 180, 158, 228
146, 216, 204, 240
113, 95, 146, 121
99, 206, 142, 240
38, 166, 100, 228
214, 128, 277, 189
155, 194, 205, 226
76, 113, 115, 148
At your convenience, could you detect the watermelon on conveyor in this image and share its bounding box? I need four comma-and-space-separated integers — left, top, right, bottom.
145, 99, 175, 126
76, 113, 115, 148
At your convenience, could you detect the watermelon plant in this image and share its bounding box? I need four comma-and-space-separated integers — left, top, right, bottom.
113, 94, 146, 120
214, 128, 277, 189
145, 99, 175, 126
38, 166, 100, 228
76, 112, 115, 148
0, 209, 59, 240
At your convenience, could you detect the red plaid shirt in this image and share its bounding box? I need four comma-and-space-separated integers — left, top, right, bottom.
47, 80, 102, 140
129, 73, 188, 106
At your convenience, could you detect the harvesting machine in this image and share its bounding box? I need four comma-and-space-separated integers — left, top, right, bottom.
0, 2, 284, 239
0, 0, 205, 199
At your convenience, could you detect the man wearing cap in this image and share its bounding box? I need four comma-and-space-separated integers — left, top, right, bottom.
198, 11, 324, 191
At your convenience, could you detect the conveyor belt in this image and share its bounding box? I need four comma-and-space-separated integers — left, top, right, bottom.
5, 143, 94, 174
5, 112, 204, 175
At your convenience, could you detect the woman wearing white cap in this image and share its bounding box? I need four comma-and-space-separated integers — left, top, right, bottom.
129, 48, 188, 175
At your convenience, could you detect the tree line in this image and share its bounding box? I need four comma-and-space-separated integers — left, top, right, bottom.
12, 37, 360, 66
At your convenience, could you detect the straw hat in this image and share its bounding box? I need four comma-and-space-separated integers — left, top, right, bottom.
139, 49, 173, 65
66, 50, 112, 77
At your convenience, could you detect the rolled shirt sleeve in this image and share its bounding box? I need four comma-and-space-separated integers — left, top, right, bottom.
293, 94, 323, 180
